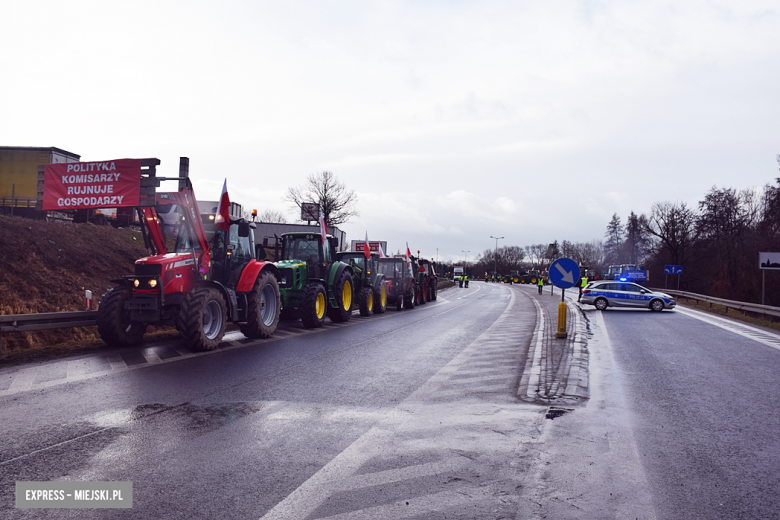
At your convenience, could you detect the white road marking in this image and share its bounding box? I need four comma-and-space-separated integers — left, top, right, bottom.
8, 369, 37, 391
106, 354, 127, 371
675, 306, 780, 351
65, 360, 88, 379
141, 349, 164, 364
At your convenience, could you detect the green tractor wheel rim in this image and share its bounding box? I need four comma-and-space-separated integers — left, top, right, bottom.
343, 280, 352, 310
315, 292, 326, 319
380, 285, 387, 307
368, 291, 373, 311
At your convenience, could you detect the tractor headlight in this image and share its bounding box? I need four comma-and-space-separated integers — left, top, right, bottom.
133, 279, 140, 287
281, 277, 288, 285
148, 279, 158, 288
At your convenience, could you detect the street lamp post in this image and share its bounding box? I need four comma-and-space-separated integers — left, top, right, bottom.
462, 250, 470, 273
490, 236, 504, 277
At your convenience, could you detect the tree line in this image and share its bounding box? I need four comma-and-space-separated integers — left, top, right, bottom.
460, 169, 780, 305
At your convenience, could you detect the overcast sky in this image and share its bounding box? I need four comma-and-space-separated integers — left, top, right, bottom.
2, 1, 778, 262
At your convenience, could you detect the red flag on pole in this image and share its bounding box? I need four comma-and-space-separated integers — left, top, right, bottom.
215, 179, 231, 231
319, 212, 328, 245
363, 232, 371, 260
405, 241, 412, 271
377, 243, 386, 258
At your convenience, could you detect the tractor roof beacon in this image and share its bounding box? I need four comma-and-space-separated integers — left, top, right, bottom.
96, 158, 281, 352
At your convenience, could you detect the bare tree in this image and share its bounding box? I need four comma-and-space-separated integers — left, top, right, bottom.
645, 201, 697, 266
524, 244, 548, 269
285, 171, 359, 228
258, 209, 288, 224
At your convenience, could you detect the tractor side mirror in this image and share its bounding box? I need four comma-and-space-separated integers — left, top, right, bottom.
238, 222, 250, 237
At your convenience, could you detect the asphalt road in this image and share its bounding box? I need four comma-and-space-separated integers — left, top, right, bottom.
533, 299, 780, 520
3, 282, 780, 519
1, 282, 543, 519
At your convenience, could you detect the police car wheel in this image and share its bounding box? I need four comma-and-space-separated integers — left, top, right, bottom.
594, 297, 608, 311
650, 299, 665, 312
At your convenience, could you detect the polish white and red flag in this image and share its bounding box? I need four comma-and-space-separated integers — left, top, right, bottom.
319, 212, 328, 244
215, 179, 231, 231
377, 243, 387, 258
405, 241, 413, 270
363, 232, 371, 259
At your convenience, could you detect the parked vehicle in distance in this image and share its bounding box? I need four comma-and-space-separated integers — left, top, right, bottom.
580, 281, 676, 312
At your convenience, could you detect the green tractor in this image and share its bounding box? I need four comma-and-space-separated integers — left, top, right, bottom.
502, 270, 521, 284
334, 251, 388, 316
274, 232, 354, 328
519, 269, 541, 285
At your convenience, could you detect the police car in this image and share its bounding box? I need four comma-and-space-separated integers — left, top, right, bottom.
580, 281, 676, 312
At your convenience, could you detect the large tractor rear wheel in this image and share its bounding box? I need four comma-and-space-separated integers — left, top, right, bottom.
327, 271, 354, 323
301, 282, 327, 328
358, 287, 373, 317
240, 271, 281, 339
431, 282, 438, 301
178, 286, 227, 351
373, 282, 387, 314
97, 286, 146, 346
419, 280, 427, 305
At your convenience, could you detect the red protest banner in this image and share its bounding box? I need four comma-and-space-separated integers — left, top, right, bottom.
42, 159, 142, 210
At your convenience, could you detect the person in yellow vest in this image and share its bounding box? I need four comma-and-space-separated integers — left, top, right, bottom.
578, 275, 588, 302
537, 275, 544, 294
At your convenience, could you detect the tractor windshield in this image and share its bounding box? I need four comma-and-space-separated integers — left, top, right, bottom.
281, 235, 322, 263
378, 259, 404, 278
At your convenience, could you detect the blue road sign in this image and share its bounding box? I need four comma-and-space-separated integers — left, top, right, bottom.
664, 265, 683, 274
619, 270, 649, 281
549, 258, 581, 289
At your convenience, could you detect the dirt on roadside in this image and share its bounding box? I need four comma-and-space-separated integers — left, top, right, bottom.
0, 214, 172, 362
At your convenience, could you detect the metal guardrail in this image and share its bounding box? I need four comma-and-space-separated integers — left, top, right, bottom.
651, 288, 780, 319
0, 311, 98, 333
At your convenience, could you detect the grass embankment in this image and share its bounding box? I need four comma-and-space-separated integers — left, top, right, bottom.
0, 215, 178, 365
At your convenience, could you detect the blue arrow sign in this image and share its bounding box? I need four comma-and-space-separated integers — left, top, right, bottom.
549, 258, 581, 289
664, 265, 683, 274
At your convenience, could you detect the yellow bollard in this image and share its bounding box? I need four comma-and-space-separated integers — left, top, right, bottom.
555, 301, 567, 338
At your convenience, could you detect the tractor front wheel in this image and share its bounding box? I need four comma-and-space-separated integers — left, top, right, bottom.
301, 282, 327, 328
240, 272, 281, 338
97, 286, 146, 346
178, 287, 227, 351
404, 283, 416, 309
358, 287, 374, 317
373, 282, 387, 314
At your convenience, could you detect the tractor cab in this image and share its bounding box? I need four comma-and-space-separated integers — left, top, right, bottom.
172, 211, 256, 286
278, 233, 332, 281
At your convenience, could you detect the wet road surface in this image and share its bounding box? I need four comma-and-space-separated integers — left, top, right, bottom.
3, 281, 780, 519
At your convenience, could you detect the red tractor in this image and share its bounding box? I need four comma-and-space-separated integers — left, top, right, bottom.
97, 160, 281, 351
